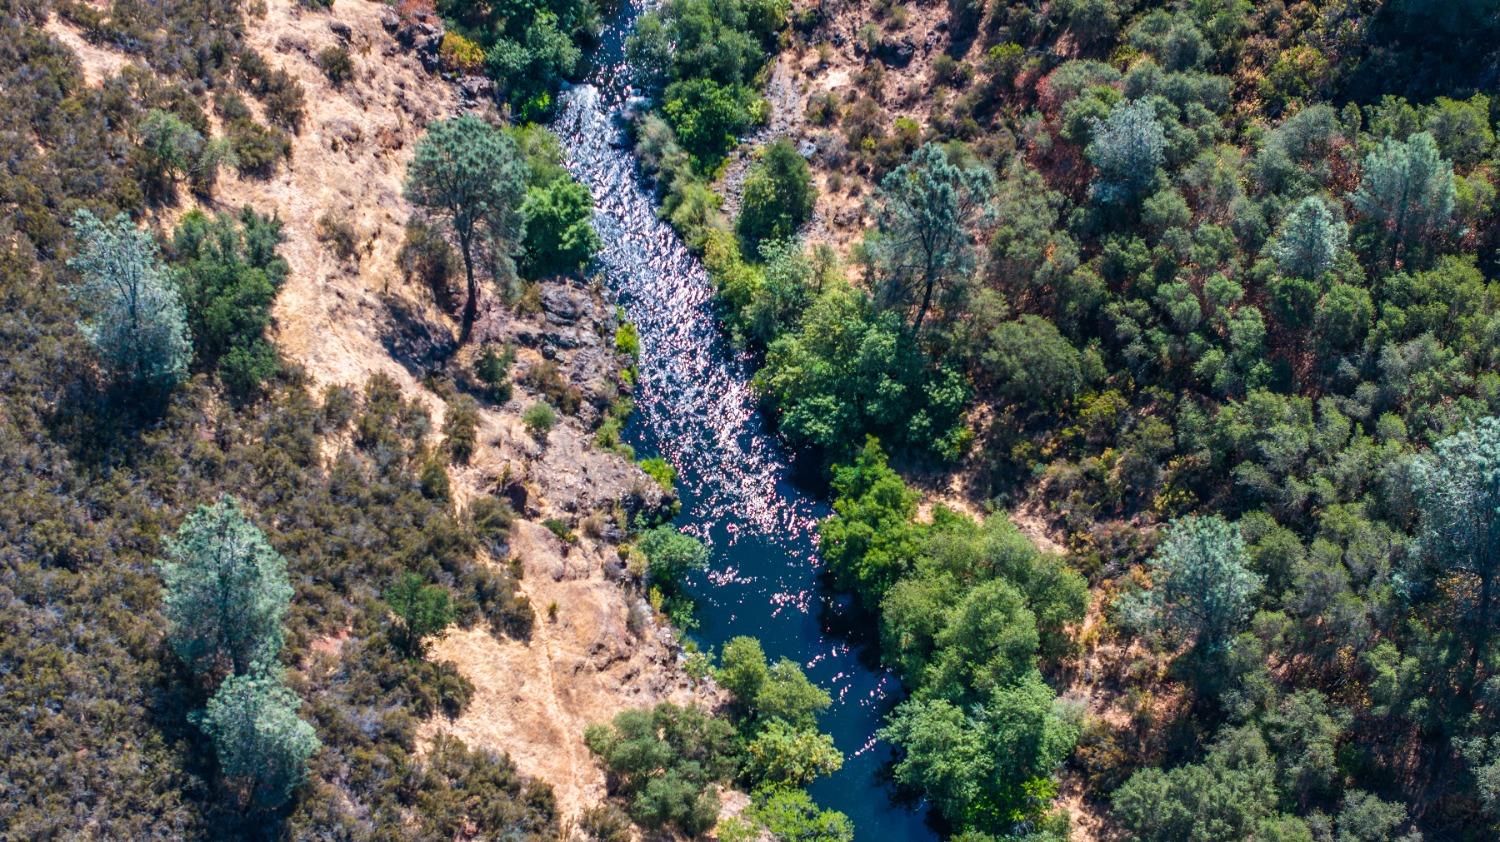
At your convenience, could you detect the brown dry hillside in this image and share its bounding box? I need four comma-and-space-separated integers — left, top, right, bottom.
48, 0, 713, 822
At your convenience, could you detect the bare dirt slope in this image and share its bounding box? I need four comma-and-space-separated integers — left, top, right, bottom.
50, 0, 711, 822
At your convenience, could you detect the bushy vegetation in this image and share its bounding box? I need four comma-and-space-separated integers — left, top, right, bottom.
616, 3, 1500, 834
435, 0, 597, 119
665, 0, 1500, 837
0, 8, 550, 837
628, 0, 786, 170
585, 636, 849, 838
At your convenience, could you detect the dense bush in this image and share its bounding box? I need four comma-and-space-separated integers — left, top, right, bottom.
737, 138, 814, 252
170, 208, 289, 398
436, 0, 596, 119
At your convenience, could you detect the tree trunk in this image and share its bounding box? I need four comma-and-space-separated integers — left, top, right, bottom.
459, 246, 477, 345
911, 273, 935, 336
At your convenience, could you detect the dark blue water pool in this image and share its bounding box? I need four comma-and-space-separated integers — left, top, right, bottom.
550, 5, 939, 839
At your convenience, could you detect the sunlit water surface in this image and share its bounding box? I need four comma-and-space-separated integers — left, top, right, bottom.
549, 4, 939, 839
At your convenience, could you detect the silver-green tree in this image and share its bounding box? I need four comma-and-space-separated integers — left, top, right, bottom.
1125, 515, 1262, 669
1087, 99, 1165, 206
1411, 417, 1500, 693
197, 672, 320, 811
870, 142, 994, 336
1270, 196, 1347, 280
1349, 131, 1455, 270
159, 496, 292, 677
404, 115, 528, 343
68, 209, 192, 389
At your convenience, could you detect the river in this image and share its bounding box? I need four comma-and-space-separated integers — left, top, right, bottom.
550, 3, 939, 840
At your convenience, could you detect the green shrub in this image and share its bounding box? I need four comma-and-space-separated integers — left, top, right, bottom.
316, 46, 354, 87
523, 402, 557, 437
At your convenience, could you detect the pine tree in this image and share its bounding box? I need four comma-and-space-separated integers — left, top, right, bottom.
1087, 99, 1165, 206
197, 672, 320, 811
68, 209, 192, 389
870, 142, 994, 336
1125, 515, 1262, 670
1411, 417, 1500, 694
1270, 196, 1347, 280
404, 115, 528, 343
159, 496, 293, 677
1349, 131, 1455, 269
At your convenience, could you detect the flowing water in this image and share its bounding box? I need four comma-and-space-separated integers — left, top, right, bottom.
550, 4, 939, 839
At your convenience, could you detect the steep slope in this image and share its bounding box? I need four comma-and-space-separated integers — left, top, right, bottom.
47, 0, 712, 822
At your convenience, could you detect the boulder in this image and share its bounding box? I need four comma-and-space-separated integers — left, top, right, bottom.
876, 35, 916, 67
459, 75, 495, 100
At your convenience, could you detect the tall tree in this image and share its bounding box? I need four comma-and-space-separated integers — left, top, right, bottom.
68, 209, 192, 390
1270, 196, 1348, 280
1087, 99, 1166, 206
196, 672, 320, 811
1349, 131, 1454, 270
1123, 515, 1262, 680
158, 496, 293, 677
405, 115, 528, 343
1411, 417, 1500, 694
870, 142, 994, 336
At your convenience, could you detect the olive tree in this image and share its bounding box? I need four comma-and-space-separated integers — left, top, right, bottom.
68, 209, 192, 390
405, 115, 528, 343
197, 672, 320, 811
159, 496, 292, 677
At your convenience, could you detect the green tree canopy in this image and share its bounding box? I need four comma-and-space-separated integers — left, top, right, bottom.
1349, 131, 1454, 270
171, 207, 288, 397
196, 672, 320, 811
382, 572, 455, 658
158, 496, 292, 677
744, 721, 844, 786
68, 209, 192, 390
1087, 99, 1166, 205
1270, 196, 1348, 280
737, 138, 814, 252
405, 115, 528, 343
584, 703, 741, 835
882, 671, 1078, 834
1112, 726, 1305, 842
981, 315, 1088, 408
1121, 515, 1262, 689
1410, 417, 1500, 692
637, 525, 710, 593
870, 142, 995, 336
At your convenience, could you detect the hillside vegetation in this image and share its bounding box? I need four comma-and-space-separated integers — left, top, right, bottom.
622, 0, 1500, 838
